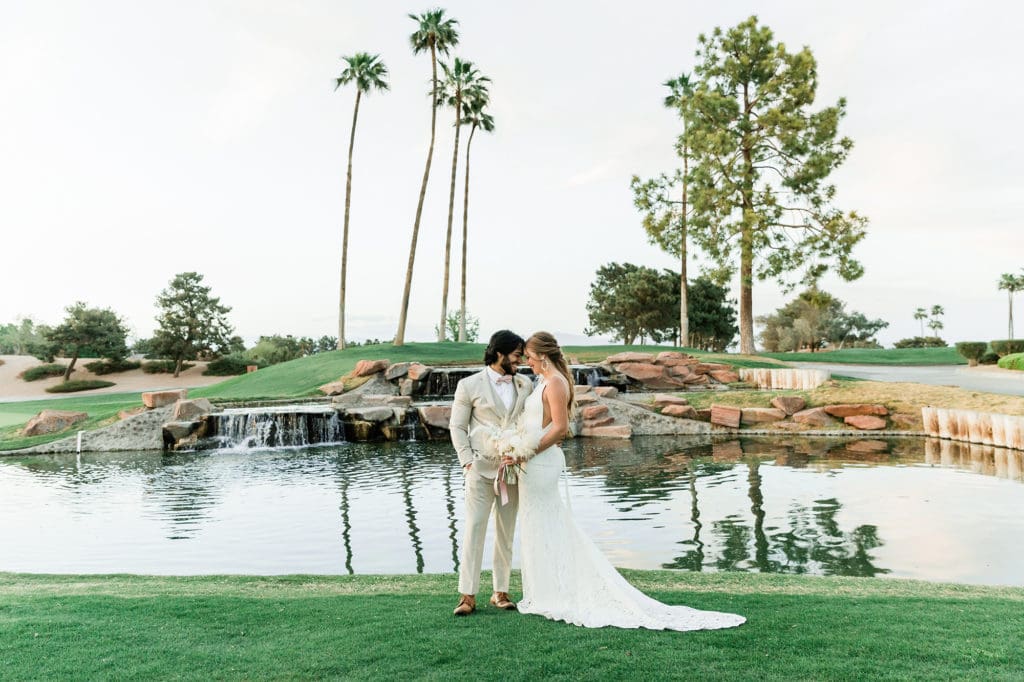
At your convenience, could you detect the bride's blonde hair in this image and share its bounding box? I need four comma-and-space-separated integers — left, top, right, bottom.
526, 331, 576, 417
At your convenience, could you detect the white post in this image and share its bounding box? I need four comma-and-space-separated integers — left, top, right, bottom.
76, 430, 84, 453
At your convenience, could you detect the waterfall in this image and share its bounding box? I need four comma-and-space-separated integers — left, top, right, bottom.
205, 407, 345, 449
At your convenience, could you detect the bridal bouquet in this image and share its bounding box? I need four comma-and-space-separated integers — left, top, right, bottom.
471, 422, 539, 505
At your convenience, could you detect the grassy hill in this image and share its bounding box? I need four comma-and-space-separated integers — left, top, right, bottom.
760, 346, 965, 365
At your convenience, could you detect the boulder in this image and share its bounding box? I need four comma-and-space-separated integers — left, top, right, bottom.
741, 407, 787, 424
418, 405, 452, 430
792, 407, 837, 427
606, 352, 656, 364
583, 416, 615, 428
319, 380, 346, 396
172, 398, 216, 421
407, 363, 431, 381
662, 405, 699, 420
667, 364, 693, 378
709, 370, 740, 384
771, 396, 807, 416
118, 406, 147, 420
682, 373, 710, 385
579, 424, 632, 439
162, 420, 203, 443
593, 386, 619, 398
655, 351, 688, 363
824, 404, 889, 418
142, 389, 187, 409
399, 379, 422, 397
345, 406, 395, 423
385, 362, 410, 381
769, 421, 807, 431
695, 408, 712, 422
710, 405, 742, 428
844, 415, 887, 430
363, 395, 413, 407
653, 394, 689, 408
614, 362, 669, 382
352, 359, 389, 378
575, 385, 593, 394
22, 409, 88, 436
581, 404, 609, 420
576, 393, 598, 405
693, 362, 732, 374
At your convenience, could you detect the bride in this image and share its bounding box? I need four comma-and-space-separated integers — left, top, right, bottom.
508, 331, 745, 631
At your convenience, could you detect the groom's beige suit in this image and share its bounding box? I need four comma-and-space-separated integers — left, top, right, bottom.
450, 369, 533, 596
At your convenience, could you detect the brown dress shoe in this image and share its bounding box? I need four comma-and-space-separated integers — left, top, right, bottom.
453, 594, 476, 616
489, 592, 517, 610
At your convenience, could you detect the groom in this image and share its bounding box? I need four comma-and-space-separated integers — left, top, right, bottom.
449, 329, 533, 616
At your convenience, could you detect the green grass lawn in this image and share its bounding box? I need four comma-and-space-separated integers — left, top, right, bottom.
759, 346, 966, 365
0, 571, 1020, 680
0, 393, 143, 451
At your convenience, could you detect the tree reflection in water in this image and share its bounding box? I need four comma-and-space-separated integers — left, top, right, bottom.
398, 452, 425, 574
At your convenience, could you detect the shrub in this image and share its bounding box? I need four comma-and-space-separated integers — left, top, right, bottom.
21, 363, 70, 381
979, 352, 1000, 365
990, 339, 1024, 357
954, 342, 988, 366
998, 353, 1024, 371
142, 360, 194, 374
893, 336, 947, 349
45, 379, 115, 393
203, 354, 258, 376
84, 359, 141, 375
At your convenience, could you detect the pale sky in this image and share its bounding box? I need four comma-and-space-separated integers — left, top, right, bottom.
2, 1, 1021, 348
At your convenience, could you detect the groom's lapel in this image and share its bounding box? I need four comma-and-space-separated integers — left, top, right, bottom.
509, 375, 530, 419
481, 370, 508, 421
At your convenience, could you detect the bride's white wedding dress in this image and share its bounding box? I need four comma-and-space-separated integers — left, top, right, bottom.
516, 377, 746, 631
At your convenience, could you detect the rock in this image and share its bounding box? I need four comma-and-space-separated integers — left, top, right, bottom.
352, 359, 389, 378
695, 409, 712, 422
771, 396, 807, 415
162, 420, 203, 443
653, 394, 689, 408
142, 389, 187, 409
770, 421, 807, 431
662, 405, 698, 419
407, 363, 431, 381
614, 362, 669, 382
418, 405, 452, 430
22, 410, 88, 436
118, 406, 147, 420
593, 386, 619, 398
693, 362, 732, 374
344, 406, 395, 423
579, 424, 632, 439
172, 398, 215, 421
890, 412, 919, 430
606, 352, 656, 364
363, 395, 413, 407
399, 379, 421, 397
824, 404, 889, 418
576, 393, 598, 405
845, 415, 887, 430
741, 407, 787, 424
583, 416, 615, 428
575, 385, 593, 394
667, 364, 693, 378
710, 405, 742, 428
385, 362, 410, 381
319, 380, 346, 396
709, 370, 740, 384
655, 351, 688, 363
682, 373, 710, 385
581, 404, 609, 420
792, 407, 837, 426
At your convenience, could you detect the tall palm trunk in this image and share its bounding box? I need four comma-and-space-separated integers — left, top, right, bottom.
738, 84, 756, 355
458, 123, 477, 342
679, 134, 689, 348
337, 89, 362, 351
438, 89, 463, 341
395, 44, 439, 346
1009, 291, 1015, 340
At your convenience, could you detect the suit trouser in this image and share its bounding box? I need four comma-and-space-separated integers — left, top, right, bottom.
458, 471, 518, 595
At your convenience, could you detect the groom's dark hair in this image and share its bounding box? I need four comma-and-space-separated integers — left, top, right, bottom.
484, 330, 525, 365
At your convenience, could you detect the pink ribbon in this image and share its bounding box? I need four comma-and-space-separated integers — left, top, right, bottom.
494, 462, 510, 506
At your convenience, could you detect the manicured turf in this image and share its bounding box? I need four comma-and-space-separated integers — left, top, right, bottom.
759, 346, 965, 365
0, 572, 1020, 680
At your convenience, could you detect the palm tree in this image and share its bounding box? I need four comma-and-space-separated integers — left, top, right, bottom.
928, 304, 945, 336
394, 9, 459, 347
334, 52, 389, 351
664, 72, 694, 347
913, 307, 927, 337
437, 58, 489, 341
998, 273, 1024, 339
456, 90, 494, 342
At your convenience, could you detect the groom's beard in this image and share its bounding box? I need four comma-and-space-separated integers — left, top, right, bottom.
500, 358, 516, 376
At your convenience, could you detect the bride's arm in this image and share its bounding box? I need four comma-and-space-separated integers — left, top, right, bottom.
534, 376, 569, 454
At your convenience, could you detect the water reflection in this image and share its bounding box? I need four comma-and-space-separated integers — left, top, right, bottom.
0, 436, 1022, 584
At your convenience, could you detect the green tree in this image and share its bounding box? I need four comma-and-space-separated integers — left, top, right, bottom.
0, 317, 42, 355
913, 307, 928, 337
434, 311, 479, 343
997, 272, 1024, 339
44, 302, 128, 381
927, 304, 945, 335
395, 9, 459, 346
758, 288, 887, 352
585, 263, 679, 345
438, 57, 489, 341
335, 52, 389, 351
687, 276, 739, 351
632, 73, 697, 348
456, 88, 494, 342
152, 272, 234, 377
686, 16, 868, 353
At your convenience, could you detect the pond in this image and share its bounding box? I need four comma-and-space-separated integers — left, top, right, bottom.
1, 436, 1022, 586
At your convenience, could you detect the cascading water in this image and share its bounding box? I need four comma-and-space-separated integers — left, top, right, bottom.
205, 406, 345, 449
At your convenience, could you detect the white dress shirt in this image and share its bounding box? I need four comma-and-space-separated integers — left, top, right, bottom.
486, 366, 515, 411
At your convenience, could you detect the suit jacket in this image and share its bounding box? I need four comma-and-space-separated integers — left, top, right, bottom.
450, 369, 534, 479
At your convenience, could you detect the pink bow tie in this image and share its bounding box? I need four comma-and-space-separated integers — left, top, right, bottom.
495, 375, 514, 384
